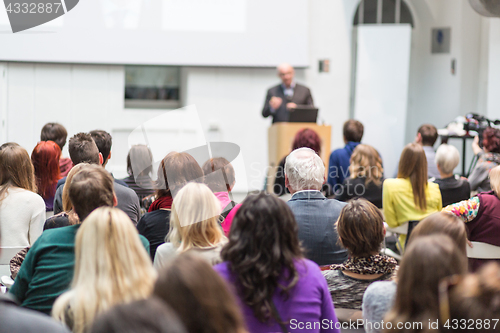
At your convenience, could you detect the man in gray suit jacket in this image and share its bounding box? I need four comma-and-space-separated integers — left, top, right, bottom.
262, 63, 314, 123
285, 147, 348, 266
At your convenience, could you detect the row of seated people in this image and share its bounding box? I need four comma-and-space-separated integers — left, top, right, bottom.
1, 121, 500, 332
275, 121, 500, 209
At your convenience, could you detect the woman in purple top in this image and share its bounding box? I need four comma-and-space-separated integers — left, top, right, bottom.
214, 193, 340, 333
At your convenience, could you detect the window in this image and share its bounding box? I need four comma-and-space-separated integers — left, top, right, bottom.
125, 66, 181, 109
353, 0, 414, 27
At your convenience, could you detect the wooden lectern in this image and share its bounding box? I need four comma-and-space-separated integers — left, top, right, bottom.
266, 123, 331, 193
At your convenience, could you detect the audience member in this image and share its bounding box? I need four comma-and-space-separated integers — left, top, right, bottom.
53, 132, 141, 225
439, 263, 500, 333
215, 193, 340, 333
443, 165, 500, 271
154, 253, 247, 333
154, 183, 227, 270
415, 124, 440, 179
384, 235, 467, 333
137, 152, 204, 260
362, 212, 468, 333
335, 144, 384, 208
432, 144, 470, 206
202, 157, 236, 217
121, 144, 155, 208
220, 202, 242, 236
44, 164, 86, 230
328, 119, 363, 189
10, 165, 149, 315
273, 128, 321, 196
286, 147, 348, 266
52, 207, 156, 333
323, 199, 397, 310
469, 127, 500, 192
0, 143, 45, 248
91, 297, 187, 333
383, 143, 442, 248
88, 130, 127, 187
40, 122, 73, 177
31, 141, 61, 211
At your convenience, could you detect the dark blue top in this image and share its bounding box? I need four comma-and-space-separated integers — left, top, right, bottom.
327, 141, 360, 189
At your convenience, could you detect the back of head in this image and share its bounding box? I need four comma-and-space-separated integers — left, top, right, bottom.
418, 124, 438, 146
89, 130, 112, 162
68, 165, 114, 221
292, 128, 321, 154
386, 235, 467, 329
336, 199, 384, 257
62, 163, 90, 212
31, 141, 61, 198
285, 147, 325, 191
153, 253, 246, 333
0, 142, 36, 200
409, 212, 467, 255
156, 152, 204, 198
91, 297, 187, 333
435, 144, 460, 175
482, 127, 500, 153
127, 144, 153, 177
443, 263, 500, 332
168, 182, 224, 251
68, 133, 100, 165
397, 143, 428, 210
343, 119, 364, 143
202, 157, 235, 193
221, 192, 302, 323
54, 207, 156, 333
349, 144, 384, 185
489, 165, 500, 199
40, 122, 68, 151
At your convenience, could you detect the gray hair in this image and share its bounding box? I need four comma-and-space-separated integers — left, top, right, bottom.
285, 147, 325, 191
435, 144, 460, 174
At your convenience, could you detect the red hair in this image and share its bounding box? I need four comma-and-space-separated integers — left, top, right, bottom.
31, 141, 61, 199
482, 127, 500, 153
292, 128, 321, 154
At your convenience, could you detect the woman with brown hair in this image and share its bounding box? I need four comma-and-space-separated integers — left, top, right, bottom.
335, 144, 384, 208
137, 151, 204, 260
0, 143, 45, 248
154, 252, 247, 333
383, 235, 468, 333
362, 212, 468, 333
383, 143, 442, 247
469, 127, 500, 192
214, 193, 340, 333
323, 199, 397, 310
31, 141, 62, 212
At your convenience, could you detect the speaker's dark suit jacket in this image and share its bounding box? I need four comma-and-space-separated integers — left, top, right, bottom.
262, 83, 314, 123
287, 191, 348, 266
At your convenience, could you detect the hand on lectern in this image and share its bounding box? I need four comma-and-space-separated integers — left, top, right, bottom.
269, 96, 283, 110
286, 102, 297, 110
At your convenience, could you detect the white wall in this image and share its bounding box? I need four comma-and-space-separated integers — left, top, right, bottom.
486, 18, 500, 121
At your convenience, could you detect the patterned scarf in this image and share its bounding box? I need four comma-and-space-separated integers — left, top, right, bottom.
330, 254, 397, 275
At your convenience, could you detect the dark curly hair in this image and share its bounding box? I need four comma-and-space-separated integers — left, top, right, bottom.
221, 193, 303, 324
292, 128, 321, 154
482, 127, 500, 153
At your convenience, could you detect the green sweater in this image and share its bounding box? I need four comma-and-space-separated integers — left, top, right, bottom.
9, 224, 150, 315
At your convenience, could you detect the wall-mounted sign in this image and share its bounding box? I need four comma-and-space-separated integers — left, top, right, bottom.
432, 28, 451, 54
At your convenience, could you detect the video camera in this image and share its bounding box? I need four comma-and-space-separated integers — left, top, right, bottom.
464, 113, 500, 146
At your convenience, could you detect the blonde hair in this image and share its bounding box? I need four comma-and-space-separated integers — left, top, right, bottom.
62, 163, 89, 212
489, 165, 500, 199
52, 207, 156, 333
349, 144, 383, 186
167, 183, 226, 252
435, 144, 460, 175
